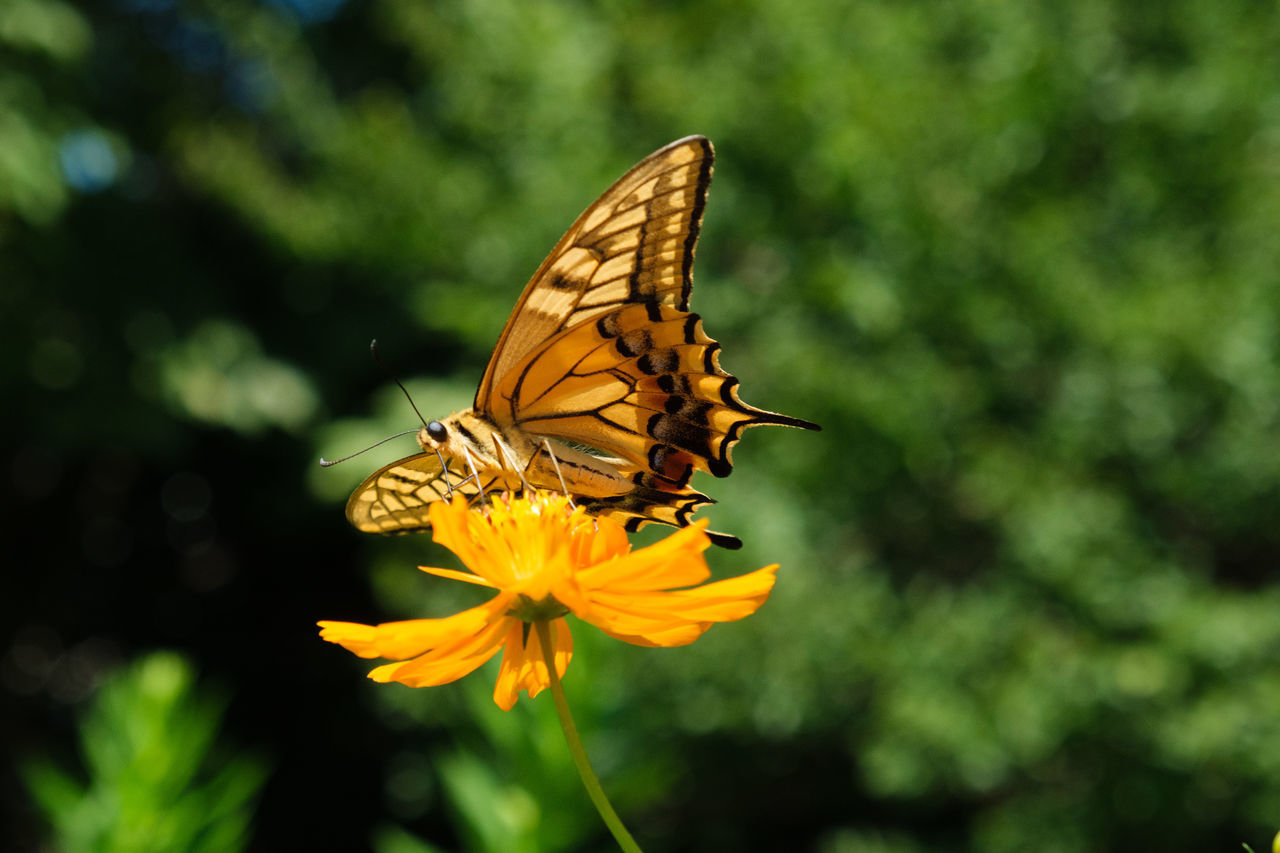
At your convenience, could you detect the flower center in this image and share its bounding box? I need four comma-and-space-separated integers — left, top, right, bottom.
510, 593, 570, 623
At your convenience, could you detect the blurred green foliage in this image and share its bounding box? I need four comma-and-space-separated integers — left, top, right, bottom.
4, 0, 1280, 850
22, 652, 267, 853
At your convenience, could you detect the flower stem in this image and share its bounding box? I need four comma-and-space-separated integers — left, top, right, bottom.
535, 620, 643, 853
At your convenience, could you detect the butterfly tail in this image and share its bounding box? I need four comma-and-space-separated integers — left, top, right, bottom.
581, 474, 741, 549
741, 408, 822, 433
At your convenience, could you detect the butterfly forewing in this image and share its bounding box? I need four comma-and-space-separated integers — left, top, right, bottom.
473, 136, 713, 410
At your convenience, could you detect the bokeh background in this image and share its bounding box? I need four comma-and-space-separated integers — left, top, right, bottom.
4, 0, 1280, 850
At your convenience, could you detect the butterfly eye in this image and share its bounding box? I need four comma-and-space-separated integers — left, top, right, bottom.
426, 421, 448, 443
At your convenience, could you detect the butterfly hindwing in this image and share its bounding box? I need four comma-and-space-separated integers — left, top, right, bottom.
582, 476, 726, 541
346, 453, 497, 535
489, 302, 816, 491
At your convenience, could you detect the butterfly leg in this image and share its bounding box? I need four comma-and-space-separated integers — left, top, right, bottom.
458, 444, 490, 510
492, 434, 535, 497
540, 438, 577, 509
433, 449, 456, 499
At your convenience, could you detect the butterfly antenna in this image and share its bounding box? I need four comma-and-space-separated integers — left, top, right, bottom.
541, 439, 575, 508
319, 429, 419, 467
369, 339, 431, 427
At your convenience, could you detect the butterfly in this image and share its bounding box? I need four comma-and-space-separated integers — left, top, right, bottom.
343, 135, 818, 549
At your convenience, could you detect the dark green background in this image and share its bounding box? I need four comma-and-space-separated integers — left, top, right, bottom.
4, 0, 1279, 850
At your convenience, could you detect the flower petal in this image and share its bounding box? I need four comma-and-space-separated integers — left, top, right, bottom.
575, 522, 711, 593
418, 564, 495, 587
492, 619, 573, 710
570, 513, 632, 566
370, 614, 514, 688
318, 596, 504, 660
598, 622, 709, 647
428, 496, 513, 585
579, 565, 779, 647
319, 592, 515, 689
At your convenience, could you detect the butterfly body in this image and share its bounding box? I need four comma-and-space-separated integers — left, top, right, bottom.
344, 136, 819, 549
417, 410, 636, 501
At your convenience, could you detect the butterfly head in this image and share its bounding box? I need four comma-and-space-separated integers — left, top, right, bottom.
415, 411, 504, 465
416, 418, 466, 471
416, 418, 470, 463
421, 419, 449, 449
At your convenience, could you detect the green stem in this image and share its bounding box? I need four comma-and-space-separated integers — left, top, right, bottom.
535, 620, 643, 853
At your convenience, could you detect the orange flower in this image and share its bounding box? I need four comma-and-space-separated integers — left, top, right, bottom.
319, 492, 778, 710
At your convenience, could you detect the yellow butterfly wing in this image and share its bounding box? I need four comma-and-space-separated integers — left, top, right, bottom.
474, 135, 713, 411
345, 452, 501, 535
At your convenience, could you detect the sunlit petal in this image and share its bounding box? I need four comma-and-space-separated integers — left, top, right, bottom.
370, 615, 514, 687
318, 596, 508, 660
428, 496, 514, 585
597, 622, 709, 647
569, 513, 631, 566
577, 523, 712, 592
580, 566, 779, 646
418, 564, 495, 587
